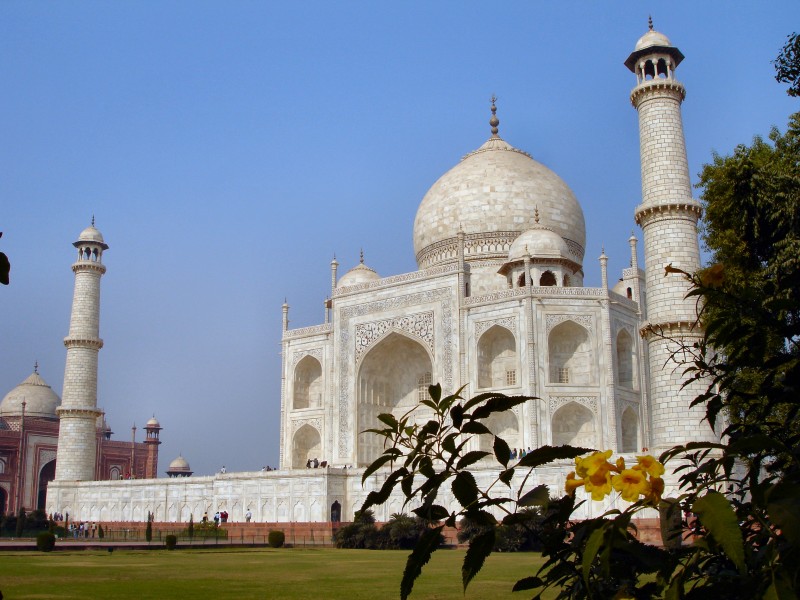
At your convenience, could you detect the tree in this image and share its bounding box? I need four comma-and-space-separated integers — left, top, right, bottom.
145, 511, 153, 542
15, 508, 26, 537
188, 514, 194, 540
696, 111, 800, 444
775, 33, 800, 97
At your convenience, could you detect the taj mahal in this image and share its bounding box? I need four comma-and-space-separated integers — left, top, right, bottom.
2, 24, 718, 523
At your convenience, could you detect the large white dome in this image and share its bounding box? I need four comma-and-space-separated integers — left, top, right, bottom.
413, 134, 585, 269
0, 370, 61, 419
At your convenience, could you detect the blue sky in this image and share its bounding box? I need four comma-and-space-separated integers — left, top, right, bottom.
2, 2, 798, 476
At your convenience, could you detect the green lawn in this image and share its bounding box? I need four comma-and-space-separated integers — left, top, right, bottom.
0, 547, 552, 599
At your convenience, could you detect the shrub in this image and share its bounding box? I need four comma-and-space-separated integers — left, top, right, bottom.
165, 534, 177, 550
97, 524, 104, 539
268, 530, 285, 548
36, 531, 56, 552
15, 508, 26, 537
145, 512, 153, 542
333, 510, 378, 549
187, 514, 194, 540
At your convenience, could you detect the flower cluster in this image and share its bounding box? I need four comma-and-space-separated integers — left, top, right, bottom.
565, 450, 665, 504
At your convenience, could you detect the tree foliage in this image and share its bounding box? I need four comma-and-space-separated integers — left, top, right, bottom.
775, 33, 800, 97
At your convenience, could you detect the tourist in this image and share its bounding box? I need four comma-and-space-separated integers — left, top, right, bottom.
220, 465, 226, 474
245, 509, 252, 522
313, 457, 319, 468
306, 458, 312, 468
213, 511, 220, 526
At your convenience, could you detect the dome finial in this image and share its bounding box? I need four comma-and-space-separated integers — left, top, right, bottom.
34, 360, 39, 374
489, 94, 500, 137
534, 207, 540, 224
648, 15, 653, 31
91, 214, 95, 227
359, 248, 364, 264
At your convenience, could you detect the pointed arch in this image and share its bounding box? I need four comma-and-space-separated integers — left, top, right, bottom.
620, 408, 639, 453
478, 411, 521, 457
552, 402, 596, 447
616, 329, 636, 388
293, 355, 323, 409
292, 424, 322, 469
37, 459, 56, 510
357, 331, 433, 467
548, 321, 595, 385
477, 325, 518, 389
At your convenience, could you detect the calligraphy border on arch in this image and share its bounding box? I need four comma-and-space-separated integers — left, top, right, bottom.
291, 348, 323, 369
548, 395, 598, 416
292, 417, 322, 436
545, 313, 594, 334
474, 316, 517, 339
354, 311, 434, 366
338, 288, 453, 458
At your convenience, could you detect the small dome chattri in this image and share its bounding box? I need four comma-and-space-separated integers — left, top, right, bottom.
0, 368, 61, 419
78, 225, 106, 245
166, 455, 193, 477
337, 252, 380, 288
146, 416, 161, 429
634, 29, 672, 52
508, 227, 572, 262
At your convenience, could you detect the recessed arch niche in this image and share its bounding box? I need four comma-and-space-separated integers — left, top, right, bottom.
478, 411, 521, 457
477, 325, 517, 389
548, 321, 595, 385
357, 332, 432, 467
292, 424, 322, 468
616, 329, 636, 388
551, 402, 596, 447
293, 355, 323, 409
620, 408, 638, 453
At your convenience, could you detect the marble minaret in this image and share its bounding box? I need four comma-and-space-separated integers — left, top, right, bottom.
55, 221, 108, 481
626, 21, 716, 450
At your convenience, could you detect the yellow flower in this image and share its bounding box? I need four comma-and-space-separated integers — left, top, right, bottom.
584, 467, 613, 501
615, 457, 626, 472
612, 469, 650, 502
565, 472, 585, 496
644, 476, 665, 504
634, 455, 665, 478
575, 450, 613, 479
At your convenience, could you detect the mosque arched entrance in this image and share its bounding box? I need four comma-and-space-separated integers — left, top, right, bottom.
330, 500, 341, 522
357, 332, 433, 467
292, 424, 322, 469
37, 460, 56, 511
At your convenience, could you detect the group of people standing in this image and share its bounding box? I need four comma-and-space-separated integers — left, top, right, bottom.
510, 447, 533, 460
305, 457, 326, 468
67, 521, 98, 538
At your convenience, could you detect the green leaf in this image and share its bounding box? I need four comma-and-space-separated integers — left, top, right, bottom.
427, 383, 442, 403
377, 413, 398, 428
400, 525, 444, 600
450, 403, 464, 429
463, 392, 506, 412
766, 482, 800, 545
517, 445, 594, 468
493, 435, 511, 467
471, 395, 531, 420
456, 451, 491, 470
362, 453, 397, 483
582, 526, 606, 588
499, 467, 515, 486
462, 528, 495, 591
692, 491, 746, 574
361, 468, 407, 512
452, 471, 479, 509
412, 504, 449, 522
512, 576, 545, 592
519, 484, 550, 507
461, 421, 491, 436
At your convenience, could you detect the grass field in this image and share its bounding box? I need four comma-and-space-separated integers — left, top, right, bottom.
0, 547, 553, 599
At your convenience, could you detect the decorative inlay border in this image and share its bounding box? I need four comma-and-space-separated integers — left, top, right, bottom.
474, 316, 517, 339
283, 323, 333, 340
292, 418, 322, 435
549, 395, 598, 415
545, 314, 594, 334
464, 287, 605, 307
39, 449, 57, 465
291, 348, 323, 369
338, 288, 453, 458
355, 312, 434, 365
334, 263, 459, 296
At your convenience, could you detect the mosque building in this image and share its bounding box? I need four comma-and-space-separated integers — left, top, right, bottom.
42, 23, 715, 523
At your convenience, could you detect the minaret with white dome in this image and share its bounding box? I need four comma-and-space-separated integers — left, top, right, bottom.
626, 21, 715, 450
55, 220, 108, 481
